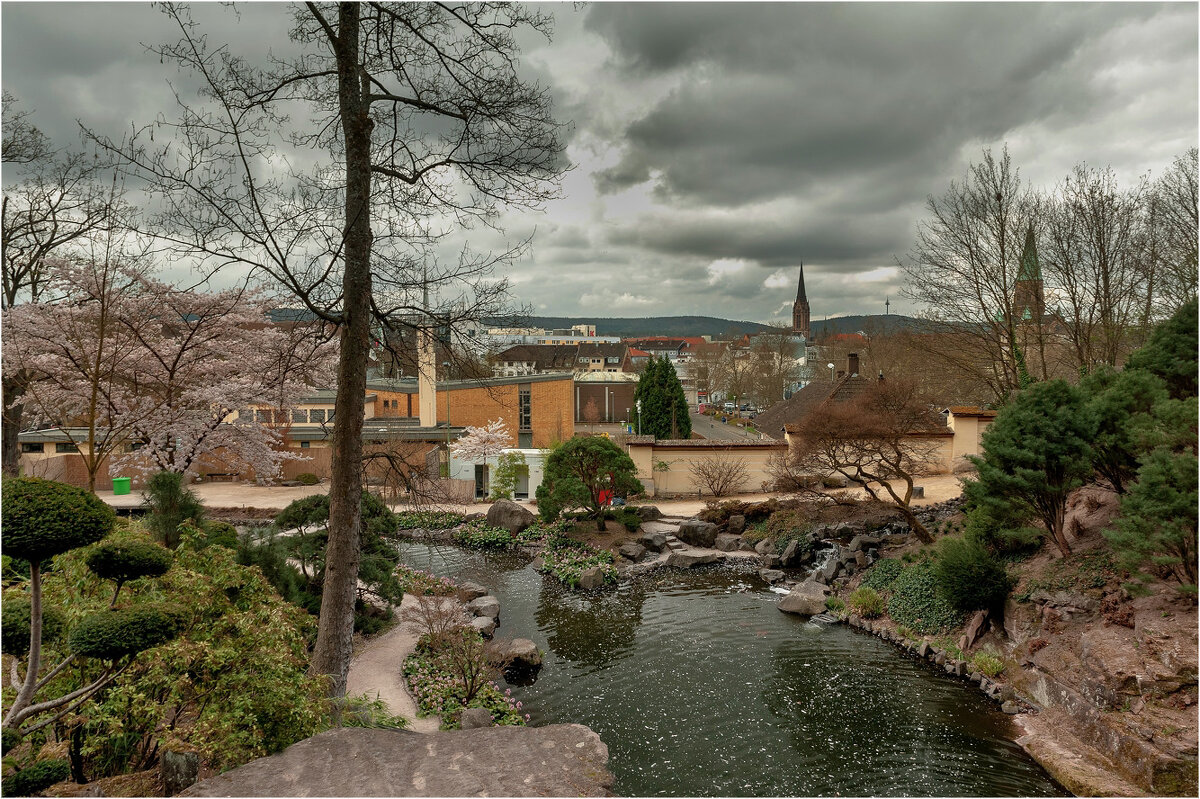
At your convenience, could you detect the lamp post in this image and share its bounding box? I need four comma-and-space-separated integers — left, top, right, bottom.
827, 363, 835, 382
635, 399, 642, 435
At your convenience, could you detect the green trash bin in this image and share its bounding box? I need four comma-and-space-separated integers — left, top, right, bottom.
112, 477, 132, 495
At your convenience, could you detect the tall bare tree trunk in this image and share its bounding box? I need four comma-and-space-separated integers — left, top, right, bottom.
309, 2, 371, 697
2, 373, 26, 477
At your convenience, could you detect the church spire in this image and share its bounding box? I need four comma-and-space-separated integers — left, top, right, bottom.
792, 263, 811, 339
796, 262, 807, 302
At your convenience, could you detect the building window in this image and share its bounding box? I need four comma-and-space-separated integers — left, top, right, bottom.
20, 442, 43, 453
310, 409, 327, 423
255, 409, 273, 424
518, 384, 531, 431
292, 409, 308, 423
300, 441, 311, 449
56, 442, 79, 454
126, 441, 146, 453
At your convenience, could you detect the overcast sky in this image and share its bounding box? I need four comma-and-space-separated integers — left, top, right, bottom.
3, 2, 1196, 323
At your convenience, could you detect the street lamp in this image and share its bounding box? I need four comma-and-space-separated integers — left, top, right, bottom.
635, 399, 642, 435
827, 363, 835, 382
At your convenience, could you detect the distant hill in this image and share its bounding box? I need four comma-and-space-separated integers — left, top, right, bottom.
520, 316, 779, 338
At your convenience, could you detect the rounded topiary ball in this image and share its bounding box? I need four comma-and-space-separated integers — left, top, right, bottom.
8, 759, 70, 796
68, 604, 186, 660
86, 540, 173, 585
1, 599, 67, 657
2, 478, 115, 563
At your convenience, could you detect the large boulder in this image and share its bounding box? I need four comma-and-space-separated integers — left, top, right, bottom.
714, 533, 741, 552
758, 569, 785, 584
777, 581, 830, 616
501, 638, 543, 674
466, 596, 500, 621
754, 539, 774, 556
460, 708, 493, 729
486, 500, 536, 534
470, 616, 496, 638
726, 515, 746, 535
666, 551, 725, 568
619, 542, 647, 561
676, 519, 718, 548
458, 581, 489, 601
577, 566, 606, 590
638, 531, 668, 552
848, 534, 881, 553
183, 726, 613, 797
633, 505, 663, 522
779, 539, 800, 567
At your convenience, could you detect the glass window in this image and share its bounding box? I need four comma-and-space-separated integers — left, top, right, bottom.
293, 409, 308, 423
56, 442, 78, 454
255, 409, 273, 424
20, 442, 43, 453
310, 409, 327, 423
518, 385, 531, 431
300, 441, 311, 449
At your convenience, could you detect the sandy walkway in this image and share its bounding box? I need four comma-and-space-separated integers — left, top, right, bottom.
345, 594, 449, 733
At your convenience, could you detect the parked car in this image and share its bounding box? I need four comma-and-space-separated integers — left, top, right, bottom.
723, 401, 736, 411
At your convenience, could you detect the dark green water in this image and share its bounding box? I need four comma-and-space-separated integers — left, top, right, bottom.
398, 542, 1070, 797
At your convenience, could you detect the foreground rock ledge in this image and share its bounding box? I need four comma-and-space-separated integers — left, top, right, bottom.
183, 725, 613, 797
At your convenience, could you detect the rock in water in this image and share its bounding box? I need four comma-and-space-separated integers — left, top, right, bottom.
486, 499, 536, 534
577, 566, 606, 590
182, 726, 614, 797
502, 638, 543, 676
777, 581, 829, 616
466, 595, 500, 621
676, 519, 719, 548
470, 616, 496, 638
639, 531, 668, 552
458, 581, 489, 601
619, 542, 647, 561
666, 550, 724, 568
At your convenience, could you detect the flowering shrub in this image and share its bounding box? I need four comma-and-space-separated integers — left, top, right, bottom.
394, 510, 466, 530
394, 565, 458, 596
515, 519, 571, 546
402, 643, 529, 729
452, 521, 516, 550
537, 536, 618, 588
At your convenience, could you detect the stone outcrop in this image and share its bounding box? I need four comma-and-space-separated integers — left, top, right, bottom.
726, 514, 746, 535
666, 550, 724, 568
577, 566, 606, 590
501, 638, 543, 678
619, 542, 647, 561
459, 708, 493, 729
676, 519, 718, 548
183, 726, 614, 797
486, 500, 536, 534
639, 531, 668, 552
466, 595, 500, 621
633, 505, 662, 521
777, 581, 829, 616
714, 533, 741, 552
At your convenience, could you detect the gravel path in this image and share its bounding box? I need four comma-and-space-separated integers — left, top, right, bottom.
345, 594, 450, 733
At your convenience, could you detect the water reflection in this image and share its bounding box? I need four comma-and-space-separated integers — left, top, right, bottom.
394, 543, 1068, 797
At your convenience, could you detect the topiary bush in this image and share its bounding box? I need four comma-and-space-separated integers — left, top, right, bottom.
5, 759, 70, 796
933, 537, 1012, 612
887, 560, 965, 634
861, 558, 903, 592
203, 521, 240, 549
85, 540, 174, 587
295, 472, 320, 486
68, 604, 187, 660
2, 477, 115, 562
1, 600, 66, 658
848, 586, 885, 618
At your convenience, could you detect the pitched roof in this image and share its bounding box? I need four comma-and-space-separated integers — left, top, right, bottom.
494, 344, 579, 370
946, 406, 998, 418
754, 374, 879, 439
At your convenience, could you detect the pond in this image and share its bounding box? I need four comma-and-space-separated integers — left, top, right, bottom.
397, 541, 1069, 797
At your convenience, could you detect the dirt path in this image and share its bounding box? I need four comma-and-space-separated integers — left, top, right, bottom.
344, 594, 445, 733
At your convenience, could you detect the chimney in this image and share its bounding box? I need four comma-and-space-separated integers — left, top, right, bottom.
848, 352, 860, 376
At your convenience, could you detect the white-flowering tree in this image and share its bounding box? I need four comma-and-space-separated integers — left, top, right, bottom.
450, 419, 513, 492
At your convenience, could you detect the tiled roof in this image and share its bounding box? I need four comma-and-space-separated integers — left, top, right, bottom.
946, 406, 998, 418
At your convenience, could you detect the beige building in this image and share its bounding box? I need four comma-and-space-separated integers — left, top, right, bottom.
624, 437, 788, 498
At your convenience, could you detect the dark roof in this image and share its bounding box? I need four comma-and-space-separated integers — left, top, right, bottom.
576, 342, 627, 359
627, 439, 785, 448
754, 375, 879, 439
946, 406, 998, 418
365, 372, 574, 393
494, 344, 579, 371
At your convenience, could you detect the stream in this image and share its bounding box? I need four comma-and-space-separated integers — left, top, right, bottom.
397, 541, 1069, 797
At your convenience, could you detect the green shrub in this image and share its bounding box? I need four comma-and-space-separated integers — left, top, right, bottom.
202, 521, 240, 549
861, 558, 903, 592
933, 537, 1012, 612
962, 507, 1042, 556
489, 452, 526, 501
971, 649, 1005, 678
765, 508, 809, 539
295, 472, 320, 486
848, 586, 884, 618
68, 604, 186, 660
86, 540, 174, 587
145, 471, 207, 549
1, 477, 115, 562
452, 522, 515, 550
824, 596, 845, 613
887, 560, 965, 634
538, 536, 617, 589
6, 759, 70, 796
1, 600, 66, 658
616, 507, 642, 532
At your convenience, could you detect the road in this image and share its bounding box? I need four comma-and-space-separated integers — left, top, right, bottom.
690, 411, 766, 441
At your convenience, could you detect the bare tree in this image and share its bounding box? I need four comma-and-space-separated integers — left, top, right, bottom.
688, 449, 750, 497
1150, 148, 1198, 315
785, 378, 943, 542
901, 147, 1042, 404
90, 3, 564, 696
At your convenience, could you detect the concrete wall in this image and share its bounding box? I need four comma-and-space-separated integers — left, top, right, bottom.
626, 442, 787, 498
449, 448, 547, 500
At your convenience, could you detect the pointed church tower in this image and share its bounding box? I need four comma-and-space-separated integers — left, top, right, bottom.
792, 263, 811, 339
1013, 225, 1044, 322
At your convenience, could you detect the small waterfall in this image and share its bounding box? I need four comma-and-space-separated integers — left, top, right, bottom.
803, 541, 840, 581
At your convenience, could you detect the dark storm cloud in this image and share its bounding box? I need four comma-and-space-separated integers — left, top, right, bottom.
588, 3, 1172, 208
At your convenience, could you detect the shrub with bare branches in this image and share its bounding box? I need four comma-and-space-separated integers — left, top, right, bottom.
688, 450, 750, 497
